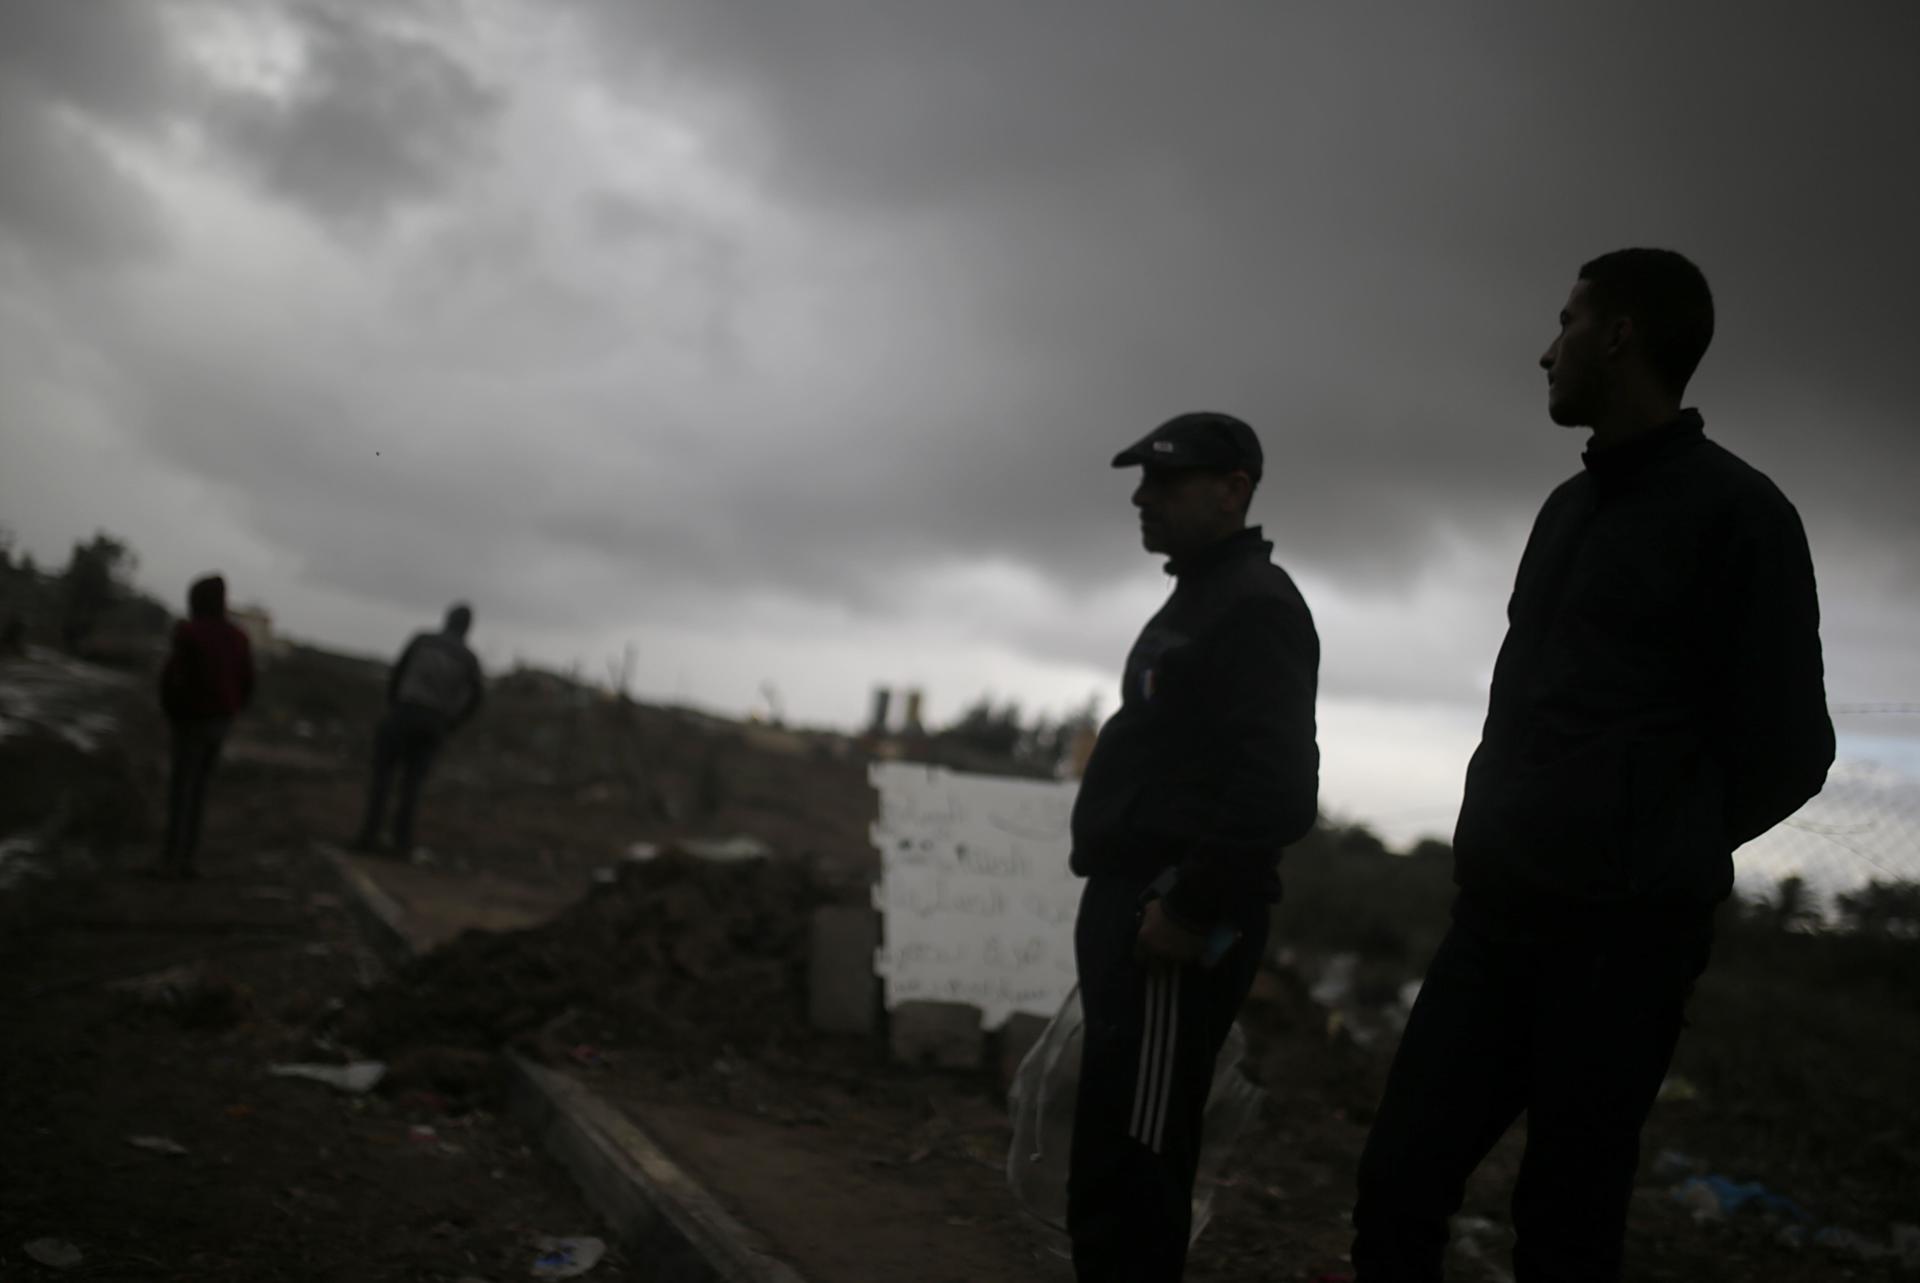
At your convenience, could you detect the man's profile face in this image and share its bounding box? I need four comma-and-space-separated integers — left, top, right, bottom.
1131, 465, 1241, 556
1539, 279, 1609, 427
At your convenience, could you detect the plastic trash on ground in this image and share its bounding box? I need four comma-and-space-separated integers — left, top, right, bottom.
24, 1239, 84, 1269
1672, 1175, 1809, 1223
125, 1135, 189, 1156
678, 835, 773, 862
530, 1235, 606, 1278
267, 1061, 387, 1094
1007, 984, 1265, 1251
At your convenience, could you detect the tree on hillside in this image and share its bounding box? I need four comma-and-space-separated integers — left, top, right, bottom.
945, 696, 1025, 759
61, 531, 137, 652
1836, 879, 1920, 939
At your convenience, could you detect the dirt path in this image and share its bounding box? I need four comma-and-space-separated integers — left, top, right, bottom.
0, 652, 624, 1283
0, 852, 626, 1283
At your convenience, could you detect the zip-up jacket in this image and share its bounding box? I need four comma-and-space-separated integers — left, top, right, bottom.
1069, 526, 1320, 928
389, 630, 484, 728
159, 576, 254, 721
1453, 411, 1834, 909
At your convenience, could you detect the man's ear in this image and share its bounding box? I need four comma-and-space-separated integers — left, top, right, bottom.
1223, 470, 1254, 514
1604, 313, 1636, 360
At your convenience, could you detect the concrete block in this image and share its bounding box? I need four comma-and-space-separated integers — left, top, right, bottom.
807, 905, 881, 1034
889, 1000, 985, 1069
996, 1011, 1053, 1093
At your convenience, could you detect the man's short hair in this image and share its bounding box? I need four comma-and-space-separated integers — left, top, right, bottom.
445, 603, 473, 634
1577, 248, 1715, 397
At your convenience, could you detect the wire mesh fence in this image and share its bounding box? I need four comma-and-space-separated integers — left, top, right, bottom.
1734, 707, 1920, 919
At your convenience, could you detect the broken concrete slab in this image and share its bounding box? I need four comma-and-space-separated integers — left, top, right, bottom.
506, 1054, 804, 1283
807, 906, 880, 1035
888, 1000, 984, 1070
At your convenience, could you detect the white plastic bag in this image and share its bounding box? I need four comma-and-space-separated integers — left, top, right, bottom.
1006, 984, 1265, 1248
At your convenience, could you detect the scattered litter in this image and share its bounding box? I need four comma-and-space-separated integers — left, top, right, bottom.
530, 1235, 606, 1278
1814, 1226, 1892, 1261
0, 836, 46, 890
241, 885, 295, 901
302, 943, 335, 958
1672, 1175, 1809, 1222
409, 847, 437, 866
1656, 1073, 1701, 1103
108, 962, 207, 1003
108, 962, 247, 1028
1893, 1224, 1920, 1268
125, 1135, 189, 1156
1652, 1149, 1697, 1179
1308, 953, 1359, 1009
408, 1125, 439, 1143
566, 1045, 607, 1069
622, 841, 660, 862
678, 835, 772, 862
23, 1239, 84, 1269
267, 1061, 387, 1094
589, 867, 618, 885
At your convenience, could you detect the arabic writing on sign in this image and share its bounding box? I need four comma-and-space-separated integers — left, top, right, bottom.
870, 762, 1082, 1029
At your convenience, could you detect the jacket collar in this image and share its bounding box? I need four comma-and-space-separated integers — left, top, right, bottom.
1165, 525, 1271, 579
1581, 408, 1705, 484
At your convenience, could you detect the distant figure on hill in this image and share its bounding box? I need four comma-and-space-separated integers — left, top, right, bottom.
1350, 249, 1835, 1281
158, 574, 255, 878
352, 603, 484, 857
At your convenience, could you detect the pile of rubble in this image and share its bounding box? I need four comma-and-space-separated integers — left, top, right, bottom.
343, 849, 825, 1066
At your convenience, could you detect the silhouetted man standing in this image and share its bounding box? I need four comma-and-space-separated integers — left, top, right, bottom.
1351, 250, 1834, 1281
1069, 412, 1320, 1282
353, 603, 484, 856
158, 574, 255, 878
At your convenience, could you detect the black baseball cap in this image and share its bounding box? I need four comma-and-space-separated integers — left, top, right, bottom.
1110, 411, 1263, 482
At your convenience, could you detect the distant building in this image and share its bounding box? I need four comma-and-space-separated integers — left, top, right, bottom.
228, 603, 290, 662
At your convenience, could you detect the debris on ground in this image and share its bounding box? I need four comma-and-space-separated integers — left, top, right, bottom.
125, 1134, 190, 1156
267, 1060, 388, 1094
1672, 1174, 1809, 1223
23, 1238, 84, 1270
343, 850, 822, 1066
530, 1235, 606, 1278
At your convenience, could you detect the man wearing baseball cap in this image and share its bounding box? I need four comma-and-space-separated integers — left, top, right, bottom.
1067, 411, 1321, 1280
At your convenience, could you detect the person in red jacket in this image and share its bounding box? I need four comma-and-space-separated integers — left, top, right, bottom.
157, 574, 255, 878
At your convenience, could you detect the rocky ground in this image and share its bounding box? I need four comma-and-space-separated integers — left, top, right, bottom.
4, 645, 1916, 1281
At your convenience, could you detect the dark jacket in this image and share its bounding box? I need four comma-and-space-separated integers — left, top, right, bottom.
1070, 526, 1320, 928
389, 629, 484, 728
160, 576, 255, 721
1453, 411, 1834, 909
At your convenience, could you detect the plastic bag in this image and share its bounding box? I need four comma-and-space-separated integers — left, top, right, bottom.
1007, 983, 1265, 1249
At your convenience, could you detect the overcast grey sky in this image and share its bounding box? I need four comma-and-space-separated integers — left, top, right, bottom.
3, 0, 1916, 843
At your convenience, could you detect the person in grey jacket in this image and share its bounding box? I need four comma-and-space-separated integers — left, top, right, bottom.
352, 603, 484, 856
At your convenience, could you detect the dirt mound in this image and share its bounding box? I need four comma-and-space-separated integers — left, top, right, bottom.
344, 850, 825, 1064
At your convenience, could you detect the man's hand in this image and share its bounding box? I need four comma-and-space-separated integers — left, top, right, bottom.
1135, 899, 1207, 966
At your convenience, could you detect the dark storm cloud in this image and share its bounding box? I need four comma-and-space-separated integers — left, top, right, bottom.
568, 0, 1920, 590
0, 1, 181, 263
3, 0, 1916, 718
207, 2, 504, 227
0, 0, 504, 252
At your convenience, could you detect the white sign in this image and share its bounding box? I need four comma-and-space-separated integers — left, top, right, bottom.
870, 761, 1082, 1029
